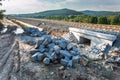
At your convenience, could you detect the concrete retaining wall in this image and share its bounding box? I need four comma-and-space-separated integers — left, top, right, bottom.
69, 27, 117, 46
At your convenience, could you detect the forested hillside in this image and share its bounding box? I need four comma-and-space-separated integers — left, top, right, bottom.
9, 8, 120, 25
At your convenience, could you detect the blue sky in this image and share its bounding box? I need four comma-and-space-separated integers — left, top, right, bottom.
1, 0, 120, 14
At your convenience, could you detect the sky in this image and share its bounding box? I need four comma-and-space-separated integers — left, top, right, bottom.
1, 0, 120, 14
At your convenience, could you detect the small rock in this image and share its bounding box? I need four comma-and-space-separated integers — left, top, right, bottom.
37, 53, 45, 61
50, 72, 54, 75
79, 44, 85, 48
39, 45, 46, 53
54, 45, 61, 54
59, 66, 65, 70
70, 50, 78, 56
31, 52, 40, 62
59, 41, 67, 49
72, 55, 80, 63
67, 43, 73, 50
51, 52, 57, 61
115, 57, 120, 63
109, 51, 120, 57
72, 46, 78, 52
44, 52, 52, 60
42, 39, 50, 46
60, 50, 72, 58
49, 48, 54, 53
28, 49, 39, 55
35, 37, 45, 48
67, 60, 73, 67
43, 35, 52, 42
52, 38, 59, 44
43, 57, 50, 65
80, 57, 89, 66
64, 56, 70, 61
106, 57, 114, 63
48, 43, 55, 49
60, 59, 68, 66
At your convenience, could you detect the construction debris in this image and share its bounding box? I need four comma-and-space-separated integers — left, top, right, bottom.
22, 27, 119, 68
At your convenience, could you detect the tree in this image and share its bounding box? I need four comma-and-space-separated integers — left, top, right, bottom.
91, 16, 98, 24
0, 0, 4, 20
98, 16, 108, 24
110, 15, 120, 25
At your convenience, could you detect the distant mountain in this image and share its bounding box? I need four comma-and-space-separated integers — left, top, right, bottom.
35, 8, 82, 16
9, 9, 120, 18
80, 10, 120, 16
10, 8, 82, 18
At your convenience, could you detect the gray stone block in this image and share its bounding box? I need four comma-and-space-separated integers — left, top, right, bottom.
31, 52, 40, 62
44, 52, 52, 60
42, 39, 50, 46
64, 56, 70, 61
51, 52, 57, 61
70, 50, 78, 56
39, 45, 46, 53
67, 60, 73, 67
48, 43, 55, 49
59, 41, 67, 49
60, 50, 72, 58
67, 43, 73, 50
42, 35, 52, 43
49, 48, 54, 53
37, 53, 45, 61
72, 55, 80, 63
60, 59, 68, 66
72, 46, 78, 52
37, 37, 45, 46
54, 45, 61, 54
43, 57, 50, 65
28, 49, 39, 55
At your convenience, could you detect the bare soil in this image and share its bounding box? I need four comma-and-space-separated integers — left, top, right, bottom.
0, 19, 120, 80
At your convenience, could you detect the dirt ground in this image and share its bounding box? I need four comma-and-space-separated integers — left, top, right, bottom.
0, 19, 120, 80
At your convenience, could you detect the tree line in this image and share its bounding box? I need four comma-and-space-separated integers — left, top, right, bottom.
43, 15, 120, 25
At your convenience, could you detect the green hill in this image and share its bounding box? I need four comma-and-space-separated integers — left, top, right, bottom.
9, 9, 120, 18
80, 10, 120, 16
11, 8, 82, 18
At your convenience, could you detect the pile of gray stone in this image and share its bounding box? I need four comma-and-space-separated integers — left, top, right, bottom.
28, 34, 80, 67
24, 27, 46, 37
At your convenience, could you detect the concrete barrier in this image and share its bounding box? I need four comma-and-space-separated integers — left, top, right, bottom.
69, 27, 117, 46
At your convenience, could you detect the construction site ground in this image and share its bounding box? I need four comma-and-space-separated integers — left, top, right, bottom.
0, 19, 120, 80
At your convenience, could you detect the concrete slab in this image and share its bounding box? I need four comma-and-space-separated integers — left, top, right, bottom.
69, 27, 117, 46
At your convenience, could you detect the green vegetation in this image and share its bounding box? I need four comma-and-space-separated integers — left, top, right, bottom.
0, 1, 5, 20
81, 10, 120, 16
44, 15, 120, 25
0, 12, 4, 19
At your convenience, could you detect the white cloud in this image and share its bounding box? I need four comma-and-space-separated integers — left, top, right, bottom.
1, 0, 120, 14
2, 0, 61, 14
92, 5, 120, 11
65, 0, 78, 2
